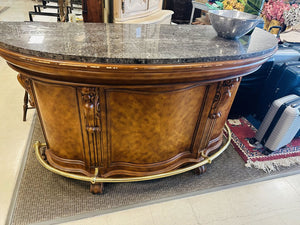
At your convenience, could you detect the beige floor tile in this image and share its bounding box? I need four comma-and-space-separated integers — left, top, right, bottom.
226, 179, 300, 224
150, 198, 199, 225
105, 206, 155, 225
237, 215, 286, 225
0, 0, 37, 22
188, 177, 300, 225
230, 179, 300, 218
279, 207, 300, 225
284, 174, 300, 196
58, 215, 109, 225
188, 190, 238, 225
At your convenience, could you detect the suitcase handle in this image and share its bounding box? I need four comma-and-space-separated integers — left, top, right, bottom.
290, 98, 300, 108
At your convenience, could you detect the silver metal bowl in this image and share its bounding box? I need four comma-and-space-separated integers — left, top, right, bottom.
208, 10, 263, 39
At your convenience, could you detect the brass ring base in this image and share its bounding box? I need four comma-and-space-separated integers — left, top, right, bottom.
34, 124, 231, 184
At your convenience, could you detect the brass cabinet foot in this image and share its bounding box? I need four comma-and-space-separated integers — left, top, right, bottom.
194, 165, 207, 175
90, 183, 104, 194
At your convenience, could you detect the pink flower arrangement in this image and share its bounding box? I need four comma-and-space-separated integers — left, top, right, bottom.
261, 0, 291, 24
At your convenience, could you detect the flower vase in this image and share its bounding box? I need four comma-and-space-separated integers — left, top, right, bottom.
268, 19, 281, 35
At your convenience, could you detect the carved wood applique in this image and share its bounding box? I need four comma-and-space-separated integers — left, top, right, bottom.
199, 78, 241, 156
80, 87, 102, 169
209, 77, 240, 119
17, 74, 35, 106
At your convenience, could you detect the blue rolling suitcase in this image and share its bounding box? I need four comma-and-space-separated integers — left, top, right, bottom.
255, 61, 300, 121
281, 42, 300, 54
255, 94, 300, 155
229, 45, 300, 118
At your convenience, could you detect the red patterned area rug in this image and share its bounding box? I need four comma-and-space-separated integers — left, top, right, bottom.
225, 117, 300, 172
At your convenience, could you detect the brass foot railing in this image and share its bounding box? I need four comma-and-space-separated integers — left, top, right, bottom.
34, 124, 231, 184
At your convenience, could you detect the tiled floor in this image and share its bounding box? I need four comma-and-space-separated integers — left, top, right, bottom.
0, 1, 300, 225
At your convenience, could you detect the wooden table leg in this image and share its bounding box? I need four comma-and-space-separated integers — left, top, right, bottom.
23, 91, 29, 122
90, 182, 104, 194
194, 165, 207, 175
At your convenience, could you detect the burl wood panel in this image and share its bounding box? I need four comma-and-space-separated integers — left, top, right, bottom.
107, 85, 206, 164
33, 81, 88, 173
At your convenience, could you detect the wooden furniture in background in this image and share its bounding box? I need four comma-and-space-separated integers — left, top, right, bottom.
82, 0, 103, 22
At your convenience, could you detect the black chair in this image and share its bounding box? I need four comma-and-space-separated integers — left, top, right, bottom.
28, 0, 73, 22
23, 91, 35, 122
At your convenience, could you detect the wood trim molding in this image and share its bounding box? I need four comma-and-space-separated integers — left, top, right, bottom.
0, 47, 276, 85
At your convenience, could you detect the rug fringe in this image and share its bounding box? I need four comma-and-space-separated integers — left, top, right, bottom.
245, 156, 300, 173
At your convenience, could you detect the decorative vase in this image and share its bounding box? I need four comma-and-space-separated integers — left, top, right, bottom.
268, 19, 281, 35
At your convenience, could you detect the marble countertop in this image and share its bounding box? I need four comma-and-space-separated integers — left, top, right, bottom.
0, 22, 278, 64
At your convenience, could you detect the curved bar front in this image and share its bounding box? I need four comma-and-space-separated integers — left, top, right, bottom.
0, 22, 278, 193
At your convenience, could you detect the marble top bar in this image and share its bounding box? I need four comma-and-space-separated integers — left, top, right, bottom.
0, 22, 278, 64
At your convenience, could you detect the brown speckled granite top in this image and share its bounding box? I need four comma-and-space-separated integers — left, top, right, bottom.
0, 22, 278, 64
